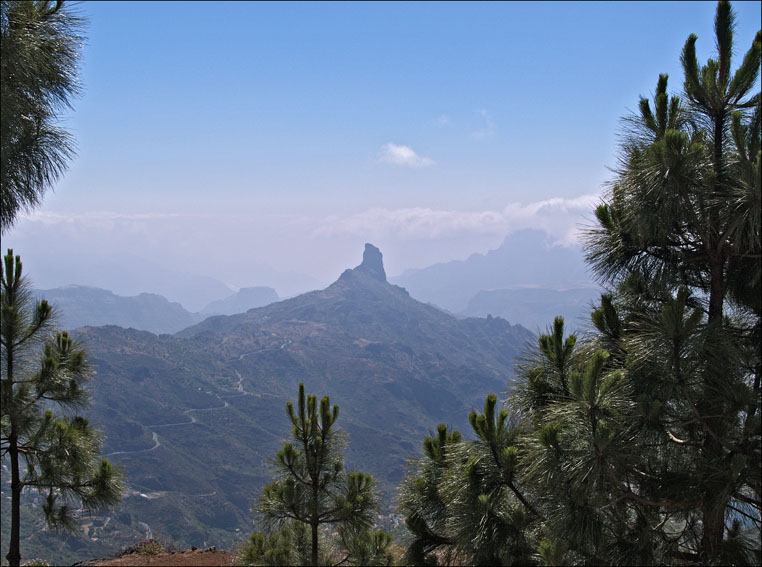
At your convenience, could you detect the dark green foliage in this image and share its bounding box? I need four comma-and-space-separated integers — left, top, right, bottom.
399, 407, 539, 566
0, 0, 85, 233
525, 1, 761, 562
398, 424, 460, 565
581, 2, 760, 561
238, 521, 395, 567
237, 521, 312, 566
337, 525, 395, 566
251, 383, 384, 566
400, 2, 760, 564
1, 250, 123, 567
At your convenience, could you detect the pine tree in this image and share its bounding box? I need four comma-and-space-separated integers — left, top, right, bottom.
582, 1, 760, 560
511, 1, 761, 562
400, 2, 760, 563
398, 423, 461, 565
399, 401, 539, 566
514, 318, 650, 564
251, 383, 380, 567
0, 0, 85, 233
1, 250, 123, 567
335, 525, 395, 566
238, 521, 312, 566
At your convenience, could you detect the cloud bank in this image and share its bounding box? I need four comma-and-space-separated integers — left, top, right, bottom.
8, 193, 601, 292
15, 194, 600, 251
313, 193, 600, 246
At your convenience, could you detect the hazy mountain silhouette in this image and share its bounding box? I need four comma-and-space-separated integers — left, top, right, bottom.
460, 286, 602, 334
25, 253, 234, 312
35, 286, 204, 334
200, 286, 280, 315
392, 229, 593, 312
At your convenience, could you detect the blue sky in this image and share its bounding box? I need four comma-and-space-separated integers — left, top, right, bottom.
6, 1, 761, 303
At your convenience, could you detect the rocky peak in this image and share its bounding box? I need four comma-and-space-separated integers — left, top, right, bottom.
355, 243, 387, 282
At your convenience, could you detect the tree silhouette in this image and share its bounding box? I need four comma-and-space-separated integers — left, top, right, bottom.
1, 250, 123, 567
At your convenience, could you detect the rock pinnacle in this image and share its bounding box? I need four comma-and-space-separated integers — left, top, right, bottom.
356, 243, 387, 282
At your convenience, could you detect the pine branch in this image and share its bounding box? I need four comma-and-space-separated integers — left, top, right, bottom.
605, 465, 691, 510
733, 493, 762, 509
727, 503, 761, 524
283, 461, 311, 487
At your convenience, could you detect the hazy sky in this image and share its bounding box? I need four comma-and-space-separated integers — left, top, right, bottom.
5, 1, 761, 300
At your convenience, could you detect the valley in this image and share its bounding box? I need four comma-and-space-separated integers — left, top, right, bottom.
4, 244, 534, 564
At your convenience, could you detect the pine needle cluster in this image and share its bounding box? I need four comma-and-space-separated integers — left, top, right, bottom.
0, 0, 85, 233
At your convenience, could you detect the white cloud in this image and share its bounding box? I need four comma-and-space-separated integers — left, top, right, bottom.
313, 193, 601, 246
15, 194, 601, 251
7, 193, 602, 290
20, 210, 183, 224
378, 143, 435, 168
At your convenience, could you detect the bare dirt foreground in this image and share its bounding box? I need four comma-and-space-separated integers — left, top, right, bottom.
74, 546, 236, 566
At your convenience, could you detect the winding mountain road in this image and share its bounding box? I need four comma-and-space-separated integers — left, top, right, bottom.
104, 432, 161, 457
104, 374, 258, 457
233, 339, 292, 362
104, 340, 293, 457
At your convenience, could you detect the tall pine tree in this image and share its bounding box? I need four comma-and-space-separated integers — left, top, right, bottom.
1, 250, 123, 567
400, 2, 760, 564
518, 1, 760, 561
251, 383, 381, 566
582, 0, 760, 559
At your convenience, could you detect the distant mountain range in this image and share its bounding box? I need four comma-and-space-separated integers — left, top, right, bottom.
45, 244, 534, 559
392, 229, 594, 314
200, 286, 279, 316
21, 250, 324, 312
460, 286, 601, 334
34, 286, 205, 335
32, 228, 597, 334
24, 253, 235, 312
34, 285, 282, 334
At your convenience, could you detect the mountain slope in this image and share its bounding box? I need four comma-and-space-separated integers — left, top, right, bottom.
45, 244, 533, 561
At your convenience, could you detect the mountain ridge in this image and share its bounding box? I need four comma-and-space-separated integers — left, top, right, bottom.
34, 285, 204, 334
15, 244, 534, 563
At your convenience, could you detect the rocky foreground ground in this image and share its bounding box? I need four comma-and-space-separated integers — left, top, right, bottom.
73, 543, 236, 566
